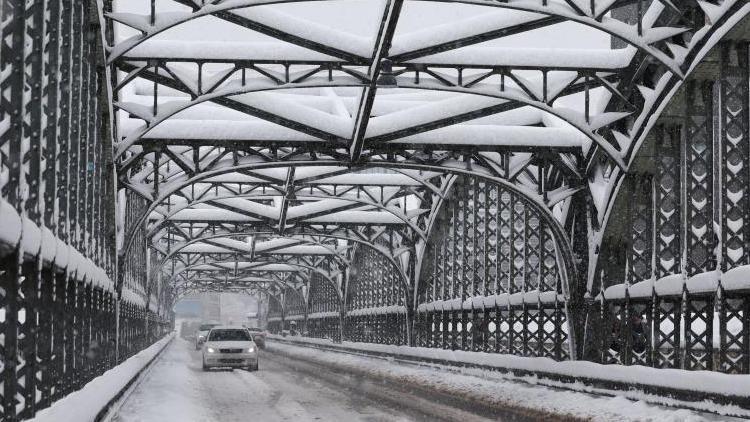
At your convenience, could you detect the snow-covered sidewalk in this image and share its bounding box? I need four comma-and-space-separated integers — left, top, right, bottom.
31, 334, 174, 422
266, 339, 743, 422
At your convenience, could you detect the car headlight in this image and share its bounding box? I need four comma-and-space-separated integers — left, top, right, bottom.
247, 347, 256, 353
206, 347, 216, 353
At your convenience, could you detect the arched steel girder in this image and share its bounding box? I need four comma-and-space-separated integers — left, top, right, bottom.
589, 2, 750, 292
114, 78, 363, 158
122, 160, 577, 292
111, 72, 613, 164
172, 260, 309, 285
170, 259, 343, 301
104, 0, 680, 74
421, 0, 685, 76
128, 159, 451, 207
159, 231, 347, 261
150, 193, 429, 242
162, 241, 341, 280
411, 174, 457, 303
172, 270, 308, 292
122, 152, 576, 250
105, 0, 368, 64
119, 160, 580, 272
154, 223, 409, 257
154, 223, 407, 265
173, 279, 284, 304
156, 229, 410, 296
385, 79, 628, 169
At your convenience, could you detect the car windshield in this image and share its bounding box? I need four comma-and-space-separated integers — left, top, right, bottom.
208, 329, 250, 341
199, 324, 217, 331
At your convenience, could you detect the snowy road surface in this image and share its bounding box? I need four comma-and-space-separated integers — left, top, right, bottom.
111, 337, 494, 422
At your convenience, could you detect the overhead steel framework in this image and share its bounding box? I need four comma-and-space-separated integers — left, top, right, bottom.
1, 0, 750, 419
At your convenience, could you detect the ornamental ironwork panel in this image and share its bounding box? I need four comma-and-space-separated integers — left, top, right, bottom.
684, 80, 716, 276
654, 125, 682, 279
627, 174, 653, 284
416, 176, 567, 358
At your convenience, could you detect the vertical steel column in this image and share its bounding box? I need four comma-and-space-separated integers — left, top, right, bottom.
67, 0, 83, 251
684, 80, 715, 275
74, 279, 85, 388
627, 174, 653, 284
55, 0, 71, 247
719, 42, 750, 270
0, 0, 25, 419
63, 275, 75, 394
39, 0, 62, 408
37, 265, 54, 409
51, 272, 66, 402
654, 125, 682, 279
0, 252, 21, 421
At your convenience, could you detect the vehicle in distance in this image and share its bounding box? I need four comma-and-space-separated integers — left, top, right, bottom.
202, 326, 259, 371
195, 322, 219, 350
245, 327, 267, 349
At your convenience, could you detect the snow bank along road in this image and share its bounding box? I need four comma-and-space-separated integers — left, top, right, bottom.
109, 336, 740, 421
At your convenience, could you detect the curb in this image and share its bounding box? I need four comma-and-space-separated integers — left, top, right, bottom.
95, 334, 175, 422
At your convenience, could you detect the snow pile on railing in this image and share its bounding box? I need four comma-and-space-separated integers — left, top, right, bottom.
0, 198, 114, 292
347, 305, 406, 317
284, 314, 305, 321
121, 287, 147, 308
307, 311, 339, 319
417, 290, 565, 312
30, 333, 174, 422
601, 265, 750, 300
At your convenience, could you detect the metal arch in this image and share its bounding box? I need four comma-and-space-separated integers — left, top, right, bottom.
152, 223, 395, 255
388, 79, 628, 170
119, 160, 579, 285
104, 0, 680, 74
170, 264, 310, 292
149, 193, 428, 241
411, 174, 458, 303
156, 230, 407, 299
153, 221, 404, 260
624, 3, 750, 167
168, 260, 338, 294
591, 3, 750, 293
158, 241, 340, 280
173, 285, 272, 303
113, 78, 364, 159
105, 0, 363, 64
172, 272, 308, 293
122, 153, 576, 250
159, 226, 411, 274
173, 281, 282, 304
130, 157, 450, 206
113, 68, 622, 166
420, 0, 685, 77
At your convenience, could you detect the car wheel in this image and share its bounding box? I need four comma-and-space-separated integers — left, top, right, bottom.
251, 362, 259, 371
202, 359, 209, 371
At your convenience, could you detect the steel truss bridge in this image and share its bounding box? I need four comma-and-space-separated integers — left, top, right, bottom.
0, 0, 749, 419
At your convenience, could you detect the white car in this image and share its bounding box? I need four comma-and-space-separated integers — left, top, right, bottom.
202, 326, 259, 371
195, 323, 219, 350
